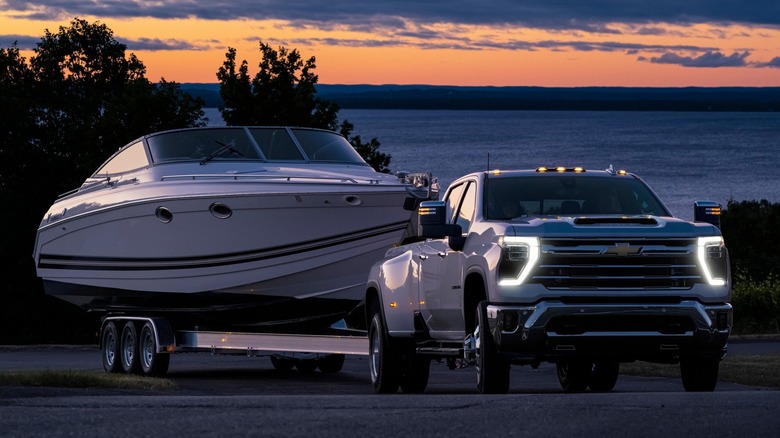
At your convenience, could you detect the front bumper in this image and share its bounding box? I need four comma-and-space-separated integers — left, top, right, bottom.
487, 300, 732, 364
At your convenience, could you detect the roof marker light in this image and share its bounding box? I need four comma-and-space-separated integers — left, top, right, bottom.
556, 167, 566, 172
618, 170, 627, 176
537, 167, 548, 172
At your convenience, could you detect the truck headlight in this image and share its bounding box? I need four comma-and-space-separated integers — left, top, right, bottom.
697, 236, 727, 286
498, 236, 540, 286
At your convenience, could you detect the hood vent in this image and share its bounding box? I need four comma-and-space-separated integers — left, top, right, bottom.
574, 217, 658, 226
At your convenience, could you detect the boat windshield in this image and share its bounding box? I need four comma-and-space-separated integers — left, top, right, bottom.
147, 128, 261, 163
145, 127, 369, 166
485, 175, 670, 219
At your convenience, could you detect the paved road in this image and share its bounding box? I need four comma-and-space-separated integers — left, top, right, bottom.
1, 342, 778, 437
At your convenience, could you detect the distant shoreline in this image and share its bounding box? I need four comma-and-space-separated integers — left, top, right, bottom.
183, 83, 780, 112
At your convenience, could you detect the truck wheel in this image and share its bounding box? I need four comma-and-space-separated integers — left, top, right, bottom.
139, 321, 170, 377
556, 359, 592, 392
369, 312, 400, 393
589, 361, 619, 392
475, 301, 510, 394
680, 357, 719, 392
318, 354, 346, 373
399, 349, 430, 393
120, 321, 140, 374
101, 321, 121, 373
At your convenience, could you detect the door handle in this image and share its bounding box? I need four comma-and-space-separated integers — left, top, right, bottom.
418, 254, 428, 260
437, 252, 446, 258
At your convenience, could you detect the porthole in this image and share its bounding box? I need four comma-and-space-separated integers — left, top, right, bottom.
155, 207, 173, 223
343, 195, 362, 206
209, 203, 233, 219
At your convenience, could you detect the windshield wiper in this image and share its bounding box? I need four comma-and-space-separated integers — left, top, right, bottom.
200, 141, 244, 165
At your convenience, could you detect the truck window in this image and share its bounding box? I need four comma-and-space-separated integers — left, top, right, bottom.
455, 182, 476, 232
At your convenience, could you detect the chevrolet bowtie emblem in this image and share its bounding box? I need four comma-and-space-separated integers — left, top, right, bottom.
603, 243, 642, 256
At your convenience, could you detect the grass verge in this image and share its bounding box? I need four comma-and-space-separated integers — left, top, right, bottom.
0, 369, 177, 391
621, 355, 780, 388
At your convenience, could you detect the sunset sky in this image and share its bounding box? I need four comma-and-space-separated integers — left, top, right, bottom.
2, 1, 779, 87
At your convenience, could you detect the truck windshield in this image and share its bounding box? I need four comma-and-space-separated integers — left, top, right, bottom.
485, 175, 671, 219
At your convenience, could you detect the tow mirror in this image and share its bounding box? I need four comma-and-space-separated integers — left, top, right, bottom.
694, 201, 722, 228
419, 201, 462, 238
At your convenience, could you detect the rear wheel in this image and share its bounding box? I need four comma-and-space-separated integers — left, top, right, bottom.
139, 321, 170, 377
589, 361, 619, 392
120, 321, 140, 374
399, 348, 430, 393
680, 357, 719, 392
475, 301, 510, 394
556, 359, 592, 392
369, 312, 400, 393
101, 321, 121, 373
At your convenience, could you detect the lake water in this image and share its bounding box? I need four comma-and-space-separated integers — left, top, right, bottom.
203, 108, 780, 220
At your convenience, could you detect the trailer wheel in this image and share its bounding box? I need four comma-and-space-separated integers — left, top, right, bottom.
101, 321, 121, 373
120, 321, 140, 374
139, 321, 170, 377
369, 312, 400, 393
318, 354, 345, 373
295, 358, 318, 372
271, 356, 294, 371
475, 301, 510, 394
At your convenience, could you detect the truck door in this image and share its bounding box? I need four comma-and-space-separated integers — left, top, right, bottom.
418, 181, 475, 339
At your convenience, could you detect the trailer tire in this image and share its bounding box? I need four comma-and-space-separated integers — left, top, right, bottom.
295, 359, 318, 372
271, 356, 294, 371
318, 354, 345, 373
139, 321, 170, 377
120, 321, 140, 374
101, 321, 121, 373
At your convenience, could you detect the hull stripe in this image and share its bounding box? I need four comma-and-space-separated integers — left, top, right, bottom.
38, 220, 408, 271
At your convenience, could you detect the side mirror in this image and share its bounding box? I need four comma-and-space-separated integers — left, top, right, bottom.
418, 201, 462, 238
694, 201, 722, 228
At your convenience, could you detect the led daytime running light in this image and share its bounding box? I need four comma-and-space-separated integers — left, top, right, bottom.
498, 236, 540, 286
697, 236, 726, 286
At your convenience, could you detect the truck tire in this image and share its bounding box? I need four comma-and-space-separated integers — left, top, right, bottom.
556, 359, 592, 392
589, 361, 619, 392
139, 321, 170, 377
120, 321, 140, 374
399, 349, 430, 393
295, 359, 318, 372
369, 312, 400, 393
101, 321, 121, 373
475, 301, 510, 394
318, 354, 346, 373
680, 357, 719, 392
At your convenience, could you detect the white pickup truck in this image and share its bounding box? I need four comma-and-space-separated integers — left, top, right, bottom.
364, 166, 732, 393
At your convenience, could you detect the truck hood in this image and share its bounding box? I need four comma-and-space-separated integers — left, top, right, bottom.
505, 215, 721, 238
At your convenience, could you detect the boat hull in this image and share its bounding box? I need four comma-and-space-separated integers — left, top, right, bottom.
35, 186, 415, 330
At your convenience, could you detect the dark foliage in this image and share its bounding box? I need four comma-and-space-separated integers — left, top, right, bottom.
216, 42, 391, 172
721, 199, 780, 281
0, 19, 205, 344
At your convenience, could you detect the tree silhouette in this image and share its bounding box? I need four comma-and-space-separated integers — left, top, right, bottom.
0, 18, 205, 344
217, 42, 391, 172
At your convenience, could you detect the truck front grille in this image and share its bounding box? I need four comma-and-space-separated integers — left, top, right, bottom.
531, 238, 702, 290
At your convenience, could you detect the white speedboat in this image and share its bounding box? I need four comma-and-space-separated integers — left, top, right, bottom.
33, 126, 435, 331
